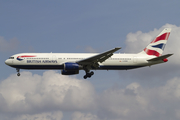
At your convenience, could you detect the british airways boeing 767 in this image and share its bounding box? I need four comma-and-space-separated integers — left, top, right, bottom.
5, 28, 173, 79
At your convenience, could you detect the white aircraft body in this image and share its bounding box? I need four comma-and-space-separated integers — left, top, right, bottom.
5, 28, 173, 79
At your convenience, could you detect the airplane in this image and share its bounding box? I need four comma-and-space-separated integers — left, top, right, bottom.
5, 28, 173, 79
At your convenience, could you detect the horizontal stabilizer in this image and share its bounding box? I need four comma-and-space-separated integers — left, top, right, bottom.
147, 54, 173, 61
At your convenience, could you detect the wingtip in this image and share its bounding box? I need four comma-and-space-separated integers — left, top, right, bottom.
169, 53, 174, 56
115, 47, 121, 50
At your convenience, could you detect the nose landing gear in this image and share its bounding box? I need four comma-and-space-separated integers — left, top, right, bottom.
16, 68, 20, 76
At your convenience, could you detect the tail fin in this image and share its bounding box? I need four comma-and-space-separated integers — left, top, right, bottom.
140, 28, 171, 57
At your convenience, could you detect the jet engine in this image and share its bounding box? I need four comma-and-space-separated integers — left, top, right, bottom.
61, 69, 79, 75
64, 62, 82, 70
61, 62, 82, 75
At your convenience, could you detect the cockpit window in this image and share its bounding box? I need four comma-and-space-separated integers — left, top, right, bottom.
9, 57, 14, 59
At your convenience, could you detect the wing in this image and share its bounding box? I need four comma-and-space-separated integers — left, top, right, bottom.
77, 47, 121, 66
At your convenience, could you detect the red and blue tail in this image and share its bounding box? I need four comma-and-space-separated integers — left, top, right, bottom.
140, 28, 171, 57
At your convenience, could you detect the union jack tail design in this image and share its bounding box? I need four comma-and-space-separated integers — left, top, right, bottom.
140, 28, 171, 57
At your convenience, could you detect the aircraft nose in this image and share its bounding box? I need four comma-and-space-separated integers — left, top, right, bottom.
5, 59, 11, 65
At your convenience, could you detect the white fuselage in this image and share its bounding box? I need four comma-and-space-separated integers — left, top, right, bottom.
5, 53, 162, 70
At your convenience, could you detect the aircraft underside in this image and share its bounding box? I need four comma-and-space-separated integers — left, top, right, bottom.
9, 65, 144, 70
11, 64, 145, 79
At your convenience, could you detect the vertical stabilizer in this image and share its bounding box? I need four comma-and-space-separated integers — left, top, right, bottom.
139, 28, 171, 57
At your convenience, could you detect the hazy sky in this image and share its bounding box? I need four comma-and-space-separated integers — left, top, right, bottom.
1, 1, 180, 120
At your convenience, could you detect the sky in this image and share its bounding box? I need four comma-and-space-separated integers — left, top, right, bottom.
1, 0, 180, 120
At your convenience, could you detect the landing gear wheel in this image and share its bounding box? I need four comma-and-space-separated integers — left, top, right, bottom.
16, 68, 20, 77
90, 71, 94, 75
84, 75, 87, 79
83, 71, 94, 79
17, 73, 20, 76
86, 73, 91, 78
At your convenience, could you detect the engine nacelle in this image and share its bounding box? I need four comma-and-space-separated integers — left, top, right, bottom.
64, 62, 82, 70
61, 70, 79, 75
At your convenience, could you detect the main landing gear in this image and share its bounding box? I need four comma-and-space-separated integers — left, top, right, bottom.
16, 68, 20, 76
83, 71, 94, 79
